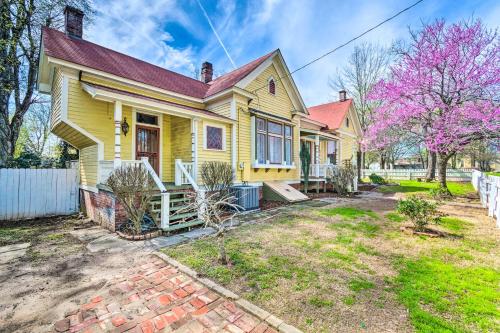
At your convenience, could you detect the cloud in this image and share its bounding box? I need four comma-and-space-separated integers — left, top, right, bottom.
86, 0, 196, 75
83, 0, 499, 106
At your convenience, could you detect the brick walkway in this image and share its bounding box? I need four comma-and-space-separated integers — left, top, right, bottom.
52, 255, 277, 333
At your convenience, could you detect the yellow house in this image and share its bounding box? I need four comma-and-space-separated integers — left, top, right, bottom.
37, 7, 309, 231
299, 91, 362, 184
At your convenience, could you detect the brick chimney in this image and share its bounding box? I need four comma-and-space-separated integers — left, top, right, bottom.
64, 6, 84, 39
201, 62, 213, 83
339, 90, 347, 101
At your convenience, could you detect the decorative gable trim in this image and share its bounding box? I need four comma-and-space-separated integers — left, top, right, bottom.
235, 50, 308, 114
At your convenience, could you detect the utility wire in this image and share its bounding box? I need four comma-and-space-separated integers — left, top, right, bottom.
252, 0, 425, 94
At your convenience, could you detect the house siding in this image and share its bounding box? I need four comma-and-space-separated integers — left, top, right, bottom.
236, 63, 301, 183
50, 69, 63, 129
80, 145, 98, 186
197, 119, 232, 184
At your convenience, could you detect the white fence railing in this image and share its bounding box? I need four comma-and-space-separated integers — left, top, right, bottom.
302, 163, 338, 179
98, 160, 142, 184
362, 168, 474, 181
472, 170, 500, 228
174, 159, 198, 189
0, 168, 79, 221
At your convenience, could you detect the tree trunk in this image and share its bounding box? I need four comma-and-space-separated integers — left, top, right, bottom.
380, 154, 385, 170
217, 234, 228, 265
425, 152, 436, 181
356, 150, 362, 181
437, 152, 452, 191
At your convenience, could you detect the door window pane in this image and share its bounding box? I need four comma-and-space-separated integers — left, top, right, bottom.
137, 113, 158, 125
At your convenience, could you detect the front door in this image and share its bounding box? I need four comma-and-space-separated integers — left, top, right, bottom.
136, 125, 160, 175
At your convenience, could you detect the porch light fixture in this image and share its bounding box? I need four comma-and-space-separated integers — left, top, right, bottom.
121, 117, 129, 136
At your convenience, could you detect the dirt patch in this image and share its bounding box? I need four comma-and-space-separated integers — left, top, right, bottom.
0, 216, 145, 333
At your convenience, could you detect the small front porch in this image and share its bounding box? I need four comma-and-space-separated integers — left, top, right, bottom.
299, 129, 340, 193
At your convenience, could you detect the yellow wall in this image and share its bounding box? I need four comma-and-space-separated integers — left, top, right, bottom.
50, 58, 305, 187
247, 64, 295, 118
80, 145, 98, 186
50, 69, 63, 129
197, 120, 232, 183
235, 63, 301, 183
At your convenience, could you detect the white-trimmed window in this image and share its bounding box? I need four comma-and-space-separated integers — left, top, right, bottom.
255, 117, 293, 165
204, 124, 226, 151
268, 77, 276, 95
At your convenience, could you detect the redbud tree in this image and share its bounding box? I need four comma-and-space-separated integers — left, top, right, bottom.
364, 20, 499, 190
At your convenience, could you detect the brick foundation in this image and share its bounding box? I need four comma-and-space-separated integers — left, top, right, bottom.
80, 188, 128, 231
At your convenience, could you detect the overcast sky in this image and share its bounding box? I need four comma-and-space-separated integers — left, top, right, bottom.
85, 0, 500, 106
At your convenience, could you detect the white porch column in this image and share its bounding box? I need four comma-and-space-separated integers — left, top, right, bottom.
314, 135, 320, 177
191, 118, 199, 182
113, 100, 122, 169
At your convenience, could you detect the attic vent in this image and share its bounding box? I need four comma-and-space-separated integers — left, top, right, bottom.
268, 78, 276, 95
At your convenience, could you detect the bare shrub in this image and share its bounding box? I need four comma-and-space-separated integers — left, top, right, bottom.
106, 165, 157, 234
329, 161, 356, 195
200, 161, 234, 194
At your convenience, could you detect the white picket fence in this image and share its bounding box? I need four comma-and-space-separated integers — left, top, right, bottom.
362, 168, 473, 181
471, 170, 500, 228
0, 168, 79, 221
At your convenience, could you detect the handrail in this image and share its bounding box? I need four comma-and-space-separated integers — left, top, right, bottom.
140, 157, 169, 229
175, 159, 199, 191
140, 157, 166, 192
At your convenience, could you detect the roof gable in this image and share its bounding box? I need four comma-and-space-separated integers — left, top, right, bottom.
235, 50, 307, 114
307, 99, 352, 130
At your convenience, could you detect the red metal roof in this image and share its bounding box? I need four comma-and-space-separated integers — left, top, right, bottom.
42, 27, 274, 99
307, 99, 352, 130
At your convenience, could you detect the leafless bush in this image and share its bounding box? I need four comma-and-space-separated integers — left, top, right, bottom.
329, 161, 356, 196
176, 190, 242, 265
106, 165, 157, 234
200, 161, 234, 194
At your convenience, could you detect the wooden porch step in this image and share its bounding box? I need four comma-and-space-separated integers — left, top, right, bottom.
164, 219, 204, 231
169, 211, 197, 222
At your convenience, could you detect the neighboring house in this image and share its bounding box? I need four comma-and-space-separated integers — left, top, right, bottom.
300, 91, 362, 181
37, 7, 309, 231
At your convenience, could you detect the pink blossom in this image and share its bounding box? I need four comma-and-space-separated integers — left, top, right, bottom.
364, 20, 500, 154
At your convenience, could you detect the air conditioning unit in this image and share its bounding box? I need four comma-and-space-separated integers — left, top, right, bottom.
230, 185, 259, 211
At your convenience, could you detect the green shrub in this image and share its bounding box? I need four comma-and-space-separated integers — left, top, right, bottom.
396, 196, 443, 231
429, 186, 452, 200
369, 173, 386, 185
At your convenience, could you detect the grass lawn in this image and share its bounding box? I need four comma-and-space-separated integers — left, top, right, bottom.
163, 200, 499, 332
486, 171, 500, 177
377, 180, 476, 197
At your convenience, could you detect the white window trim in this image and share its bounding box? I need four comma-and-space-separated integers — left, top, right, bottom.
252, 117, 296, 169
268, 76, 276, 96
203, 122, 226, 151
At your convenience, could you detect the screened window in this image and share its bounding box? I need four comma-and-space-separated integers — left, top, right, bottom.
206, 126, 223, 150
137, 113, 158, 125
255, 117, 293, 165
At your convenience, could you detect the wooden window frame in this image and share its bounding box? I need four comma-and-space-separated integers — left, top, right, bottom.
254, 117, 293, 166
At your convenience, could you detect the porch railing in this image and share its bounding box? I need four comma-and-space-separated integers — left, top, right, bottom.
174, 159, 198, 190
98, 160, 143, 184
98, 159, 169, 229
302, 163, 338, 179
